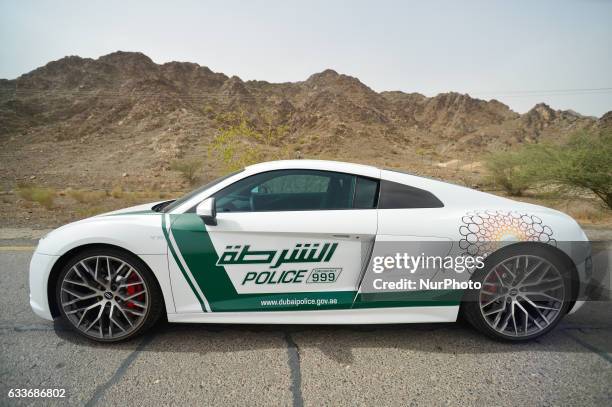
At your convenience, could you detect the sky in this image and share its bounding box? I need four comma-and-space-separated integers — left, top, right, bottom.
1, 0, 611, 117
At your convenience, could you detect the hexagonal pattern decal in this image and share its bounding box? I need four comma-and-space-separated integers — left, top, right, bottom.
459, 210, 555, 256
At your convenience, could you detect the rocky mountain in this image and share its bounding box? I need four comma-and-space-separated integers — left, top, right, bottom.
0, 51, 609, 189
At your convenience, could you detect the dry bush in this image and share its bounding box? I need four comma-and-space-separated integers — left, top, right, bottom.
111, 185, 124, 199
147, 189, 168, 200
67, 189, 106, 204
561, 200, 607, 224
17, 184, 56, 209
76, 206, 105, 218
119, 189, 167, 204
170, 159, 204, 185
66, 189, 85, 203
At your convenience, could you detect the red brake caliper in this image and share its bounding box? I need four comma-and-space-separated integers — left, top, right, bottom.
486, 270, 498, 294
125, 272, 144, 309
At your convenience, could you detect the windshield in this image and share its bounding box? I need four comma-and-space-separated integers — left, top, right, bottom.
162, 169, 244, 213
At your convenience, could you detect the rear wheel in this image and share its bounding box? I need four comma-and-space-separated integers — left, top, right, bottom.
462, 245, 572, 341
56, 248, 163, 342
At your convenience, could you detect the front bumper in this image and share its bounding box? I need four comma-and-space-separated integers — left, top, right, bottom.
567, 251, 593, 315
29, 251, 59, 320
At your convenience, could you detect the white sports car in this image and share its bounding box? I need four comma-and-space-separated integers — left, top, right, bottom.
29, 160, 591, 342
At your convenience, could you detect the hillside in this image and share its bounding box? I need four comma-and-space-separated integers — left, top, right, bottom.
0, 51, 609, 192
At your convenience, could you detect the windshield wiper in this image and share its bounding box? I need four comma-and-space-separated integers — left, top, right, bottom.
152, 200, 176, 212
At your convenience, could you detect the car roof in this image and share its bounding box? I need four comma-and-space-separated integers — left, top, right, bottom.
244, 159, 381, 178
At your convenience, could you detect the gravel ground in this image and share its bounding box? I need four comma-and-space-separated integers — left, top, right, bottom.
0, 242, 611, 406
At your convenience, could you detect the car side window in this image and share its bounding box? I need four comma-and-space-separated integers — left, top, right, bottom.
354, 176, 379, 209
259, 173, 330, 194
214, 170, 358, 212
378, 180, 444, 209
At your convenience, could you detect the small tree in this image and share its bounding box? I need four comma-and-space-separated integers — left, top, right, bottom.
485, 130, 612, 208
209, 112, 289, 172
527, 131, 612, 208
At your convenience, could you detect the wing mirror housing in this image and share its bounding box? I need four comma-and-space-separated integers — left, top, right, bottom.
196, 197, 217, 226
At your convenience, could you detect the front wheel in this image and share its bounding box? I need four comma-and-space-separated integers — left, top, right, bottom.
56, 248, 164, 342
462, 245, 572, 341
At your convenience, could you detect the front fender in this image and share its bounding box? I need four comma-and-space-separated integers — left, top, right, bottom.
36, 213, 167, 256
30, 212, 175, 320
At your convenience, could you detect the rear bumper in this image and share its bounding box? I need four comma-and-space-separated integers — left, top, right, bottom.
29, 251, 58, 320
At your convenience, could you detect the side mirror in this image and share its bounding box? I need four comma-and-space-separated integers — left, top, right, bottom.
196, 197, 217, 226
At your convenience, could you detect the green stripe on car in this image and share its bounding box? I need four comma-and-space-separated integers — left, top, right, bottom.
165, 213, 462, 312
162, 214, 207, 311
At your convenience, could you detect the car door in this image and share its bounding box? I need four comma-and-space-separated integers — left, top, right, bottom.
167, 169, 379, 313
355, 171, 458, 310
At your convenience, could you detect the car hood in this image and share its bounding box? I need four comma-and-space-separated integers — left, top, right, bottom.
36, 201, 168, 255
39, 201, 164, 242
96, 201, 165, 217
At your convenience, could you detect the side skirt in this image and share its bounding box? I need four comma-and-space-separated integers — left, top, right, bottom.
167, 306, 459, 324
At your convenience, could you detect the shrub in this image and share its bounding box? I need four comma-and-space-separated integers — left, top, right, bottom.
484, 151, 533, 196
67, 189, 106, 204
17, 184, 56, 209
111, 185, 124, 199
170, 159, 204, 185
77, 206, 105, 218
66, 189, 85, 203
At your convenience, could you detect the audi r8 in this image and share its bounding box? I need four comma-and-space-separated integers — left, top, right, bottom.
29, 160, 591, 342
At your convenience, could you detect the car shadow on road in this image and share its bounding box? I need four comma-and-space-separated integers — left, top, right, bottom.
52, 314, 612, 367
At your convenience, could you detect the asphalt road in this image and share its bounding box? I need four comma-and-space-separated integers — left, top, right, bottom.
1, 247, 611, 406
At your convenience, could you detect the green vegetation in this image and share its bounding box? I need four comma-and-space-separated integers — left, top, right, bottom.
485, 130, 612, 208
484, 151, 533, 196
170, 159, 204, 185
209, 112, 289, 172
16, 184, 56, 209
530, 131, 611, 208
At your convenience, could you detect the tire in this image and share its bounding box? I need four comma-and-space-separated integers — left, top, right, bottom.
55, 247, 164, 342
461, 244, 572, 342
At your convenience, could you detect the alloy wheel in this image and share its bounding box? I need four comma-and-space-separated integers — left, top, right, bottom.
59, 256, 149, 340
479, 255, 565, 338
